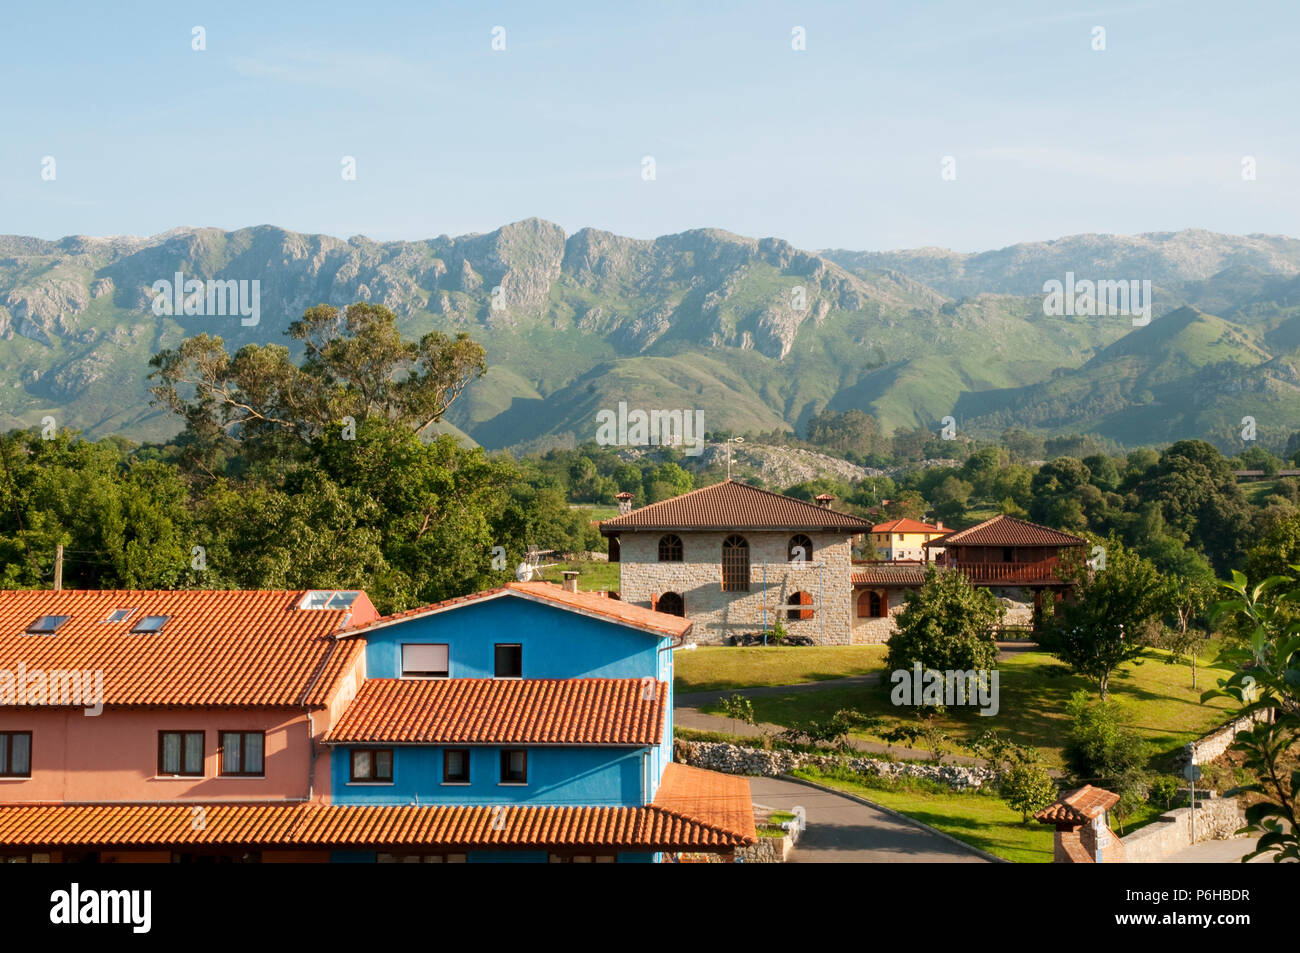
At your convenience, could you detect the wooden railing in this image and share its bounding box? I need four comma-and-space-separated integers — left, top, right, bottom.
946, 561, 1061, 584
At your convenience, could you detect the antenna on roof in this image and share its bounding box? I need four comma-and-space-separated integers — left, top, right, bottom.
54, 544, 63, 592
516, 546, 558, 582
725, 436, 744, 480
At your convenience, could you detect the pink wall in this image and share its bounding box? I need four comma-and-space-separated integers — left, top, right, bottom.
0, 707, 314, 803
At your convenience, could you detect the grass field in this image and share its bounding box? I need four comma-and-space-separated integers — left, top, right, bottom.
544, 560, 620, 592
674, 645, 889, 693
696, 644, 1236, 769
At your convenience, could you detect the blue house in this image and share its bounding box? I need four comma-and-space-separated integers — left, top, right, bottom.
322, 579, 755, 863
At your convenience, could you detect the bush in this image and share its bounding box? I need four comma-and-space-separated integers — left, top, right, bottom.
1149, 775, 1182, 811
886, 566, 1000, 676
1000, 762, 1057, 822
1064, 690, 1149, 820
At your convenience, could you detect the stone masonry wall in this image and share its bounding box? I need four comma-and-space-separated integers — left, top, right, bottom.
619, 531, 854, 645
1121, 798, 1246, 863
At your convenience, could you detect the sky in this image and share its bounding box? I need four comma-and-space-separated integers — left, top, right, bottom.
1, 0, 1297, 252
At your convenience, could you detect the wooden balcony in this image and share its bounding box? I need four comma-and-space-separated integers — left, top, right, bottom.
945, 560, 1065, 585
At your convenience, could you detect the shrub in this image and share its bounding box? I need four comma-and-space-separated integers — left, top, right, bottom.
1000, 762, 1057, 822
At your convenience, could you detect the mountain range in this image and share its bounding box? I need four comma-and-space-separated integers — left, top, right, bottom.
3, 220, 1299, 453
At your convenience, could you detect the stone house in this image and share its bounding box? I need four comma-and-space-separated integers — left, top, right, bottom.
600, 481, 873, 646
850, 563, 927, 644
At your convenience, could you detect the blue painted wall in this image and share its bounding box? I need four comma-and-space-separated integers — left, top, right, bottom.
354, 593, 672, 682
332, 745, 648, 806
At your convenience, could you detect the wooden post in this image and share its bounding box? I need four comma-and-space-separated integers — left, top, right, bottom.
53, 543, 63, 591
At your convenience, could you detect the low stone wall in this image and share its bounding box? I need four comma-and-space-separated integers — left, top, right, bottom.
1182, 710, 1271, 768
1121, 797, 1245, 863
675, 739, 996, 790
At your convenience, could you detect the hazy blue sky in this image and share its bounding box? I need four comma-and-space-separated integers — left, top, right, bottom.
2, 1, 1296, 251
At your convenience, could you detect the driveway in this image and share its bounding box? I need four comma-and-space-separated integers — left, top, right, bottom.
748, 776, 992, 863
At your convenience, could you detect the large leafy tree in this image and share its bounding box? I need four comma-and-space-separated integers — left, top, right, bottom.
148, 302, 486, 473
1137, 440, 1252, 572
886, 566, 1001, 674
1206, 571, 1300, 862
1037, 536, 1173, 698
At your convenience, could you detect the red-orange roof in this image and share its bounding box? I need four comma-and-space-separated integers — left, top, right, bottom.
0, 590, 367, 708
852, 564, 929, 586
325, 678, 667, 745
0, 765, 755, 850
338, 581, 692, 641
925, 514, 1086, 548
1035, 785, 1120, 825
871, 518, 944, 534
599, 480, 872, 533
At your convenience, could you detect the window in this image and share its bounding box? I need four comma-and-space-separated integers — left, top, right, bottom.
104, 608, 135, 623
0, 732, 32, 778
786, 591, 813, 621
131, 615, 169, 634
219, 731, 265, 777
494, 644, 522, 679
377, 853, 466, 863
657, 534, 683, 562
443, 749, 470, 784
401, 643, 449, 678
500, 749, 527, 784
158, 731, 205, 777
549, 853, 617, 863
655, 591, 685, 617
25, 615, 69, 635
788, 534, 813, 563
299, 590, 360, 610
721, 535, 749, 592
350, 749, 393, 783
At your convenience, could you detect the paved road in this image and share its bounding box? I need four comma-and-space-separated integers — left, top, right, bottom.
1162, 838, 1267, 863
748, 776, 992, 863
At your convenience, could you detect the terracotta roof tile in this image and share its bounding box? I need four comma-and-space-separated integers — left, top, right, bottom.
599, 480, 872, 533
1035, 785, 1120, 825
338, 581, 692, 641
871, 518, 945, 534
0, 589, 367, 708
325, 678, 667, 745
0, 785, 756, 850
652, 762, 757, 843
851, 564, 929, 586
924, 514, 1086, 548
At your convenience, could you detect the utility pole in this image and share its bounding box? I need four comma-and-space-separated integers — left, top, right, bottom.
53, 543, 63, 591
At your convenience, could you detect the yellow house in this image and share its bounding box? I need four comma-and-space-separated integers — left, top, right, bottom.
869, 518, 946, 562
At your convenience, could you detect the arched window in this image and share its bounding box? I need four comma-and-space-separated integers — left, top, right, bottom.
658, 534, 683, 562
656, 592, 685, 617
871, 591, 887, 617
856, 590, 872, 618
786, 591, 813, 621
721, 535, 749, 592
788, 534, 813, 563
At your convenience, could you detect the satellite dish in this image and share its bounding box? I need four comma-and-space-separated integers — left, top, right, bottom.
515, 562, 534, 582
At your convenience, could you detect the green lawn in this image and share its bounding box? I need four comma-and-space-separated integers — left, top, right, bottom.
546, 560, 620, 592
700, 645, 1236, 769
674, 645, 889, 693
791, 765, 1055, 863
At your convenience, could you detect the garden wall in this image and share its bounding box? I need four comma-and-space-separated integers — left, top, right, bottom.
1120, 798, 1245, 863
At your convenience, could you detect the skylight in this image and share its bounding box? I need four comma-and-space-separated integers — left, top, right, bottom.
25, 614, 70, 635
130, 615, 170, 634
299, 590, 360, 610
104, 608, 135, 623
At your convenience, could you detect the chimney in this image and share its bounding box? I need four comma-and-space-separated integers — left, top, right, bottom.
815, 494, 834, 509
615, 491, 634, 516
936, 521, 944, 530
561, 571, 580, 593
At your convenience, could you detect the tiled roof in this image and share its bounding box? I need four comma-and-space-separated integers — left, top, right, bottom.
851, 564, 929, 586
0, 589, 366, 708
0, 770, 755, 851
338, 581, 692, 641
325, 678, 667, 746
1035, 785, 1120, 825
871, 518, 944, 534
599, 480, 873, 533
652, 762, 757, 843
924, 514, 1086, 548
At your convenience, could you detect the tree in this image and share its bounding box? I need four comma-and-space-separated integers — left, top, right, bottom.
1002, 761, 1058, 822
1137, 440, 1251, 573
149, 302, 486, 468
1037, 536, 1172, 698
1064, 690, 1150, 826
1204, 571, 1300, 862
886, 566, 1001, 675
1157, 572, 1216, 688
